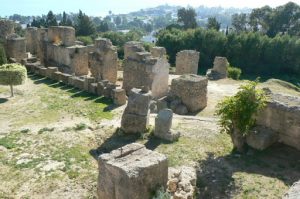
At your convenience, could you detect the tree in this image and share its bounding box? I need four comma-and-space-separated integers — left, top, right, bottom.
0, 64, 27, 97
75, 10, 96, 36
46, 11, 58, 27
232, 13, 248, 33
177, 7, 197, 29
215, 80, 267, 152
0, 44, 7, 65
249, 6, 272, 33
207, 17, 221, 31
115, 16, 122, 26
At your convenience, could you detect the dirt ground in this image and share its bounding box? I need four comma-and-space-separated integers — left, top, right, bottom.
0, 74, 299, 199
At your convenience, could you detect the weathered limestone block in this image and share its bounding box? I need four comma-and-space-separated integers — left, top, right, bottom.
89, 38, 118, 83
84, 77, 95, 92
37, 28, 48, 64
121, 88, 152, 134
60, 73, 72, 85
256, 93, 300, 150
103, 83, 117, 98
176, 50, 200, 75
124, 41, 145, 59
170, 74, 208, 113
73, 77, 85, 90
151, 46, 166, 58
5, 34, 27, 62
207, 57, 229, 80
26, 27, 39, 54
154, 109, 180, 142
38, 67, 47, 77
46, 67, 58, 79
123, 51, 169, 99
25, 61, 41, 73
112, 88, 127, 106
89, 83, 98, 95
0, 20, 14, 41
283, 180, 300, 199
97, 143, 168, 199
246, 126, 278, 150
52, 71, 62, 82
168, 167, 197, 199
47, 26, 75, 47
68, 76, 76, 86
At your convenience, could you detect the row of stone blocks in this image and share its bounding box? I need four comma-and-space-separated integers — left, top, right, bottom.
25, 62, 127, 106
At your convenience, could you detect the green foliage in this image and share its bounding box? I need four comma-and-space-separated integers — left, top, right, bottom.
38, 127, 55, 134
73, 123, 88, 131
76, 36, 93, 45
228, 66, 242, 80
75, 10, 96, 36
177, 7, 197, 29
46, 10, 58, 27
207, 17, 221, 31
143, 42, 155, 52
0, 64, 27, 86
0, 44, 7, 65
156, 28, 300, 79
215, 80, 267, 136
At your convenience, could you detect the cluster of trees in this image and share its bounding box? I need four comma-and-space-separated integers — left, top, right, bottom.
231, 2, 300, 37
156, 28, 300, 78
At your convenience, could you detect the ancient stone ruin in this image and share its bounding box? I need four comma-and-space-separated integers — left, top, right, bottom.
151, 46, 167, 58
176, 50, 200, 75
207, 56, 229, 80
252, 92, 300, 150
123, 42, 169, 99
154, 109, 180, 142
5, 34, 26, 63
170, 74, 208, 113
121, 88, 151, 134
89, 38, 118, 83
97, 143, 168, 199
0, 19, 15, 41
124, 41, 145, 59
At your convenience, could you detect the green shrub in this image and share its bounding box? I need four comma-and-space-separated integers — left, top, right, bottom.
0, 44, 7, 65
0, 63, 27, 97
76, 36, 93, 45
152, 187, 171, 199
228, 66, 242, 80
215, 80, 267, 152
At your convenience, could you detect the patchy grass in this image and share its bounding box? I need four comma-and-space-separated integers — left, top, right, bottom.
73, 123, 88, 131
0, 132, 21, 149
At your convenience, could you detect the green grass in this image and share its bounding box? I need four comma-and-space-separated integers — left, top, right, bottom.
0, 132, 21, 149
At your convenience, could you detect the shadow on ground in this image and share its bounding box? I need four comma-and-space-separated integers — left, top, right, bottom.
0, 98, 8, 104
197, 144, 300, 198
29, 74, 116, 110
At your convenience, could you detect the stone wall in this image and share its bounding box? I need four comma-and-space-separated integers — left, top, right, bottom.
5, 34, 26, 62
47, 26, 75, 47
0, 20, 14, 41
176, 50, 200, 75
25, 27, 39, 55
89, 38, 118, 83
97, 143, 168, 199
207, 56, 229, 80
123, 45, 169, 99
256, 93, 300, 150
124, 41, 145, 59
170, 74, 208, 113
151, 46, 166, 58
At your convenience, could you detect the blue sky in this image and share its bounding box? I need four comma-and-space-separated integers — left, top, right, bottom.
0, 0, 299, 16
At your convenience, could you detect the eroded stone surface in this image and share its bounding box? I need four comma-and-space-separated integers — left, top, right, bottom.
283, 180, 300, 199
97, 143, 168, 199
207, 57, 229, 80
176, 50, 200, 75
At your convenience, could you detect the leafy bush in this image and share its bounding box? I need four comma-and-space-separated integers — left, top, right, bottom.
0, 63, 27, 96
152, 187, 171, 199
76, 36, 93, 45
228, 66, 242, 80
216, 80, 267, 136
0, 44, 7, 65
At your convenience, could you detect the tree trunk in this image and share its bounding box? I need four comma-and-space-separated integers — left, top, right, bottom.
231, 128, 246, 153
10, 84, 14, 97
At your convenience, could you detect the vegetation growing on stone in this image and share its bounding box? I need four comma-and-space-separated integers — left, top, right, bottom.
0, 63, 27, 96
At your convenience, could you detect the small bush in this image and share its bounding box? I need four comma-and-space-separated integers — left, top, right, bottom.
38, 127, 55, 134
76, 36, 93, 45
0, 44, 7, 65
0, 63, 27, 96
228, 66, 242, 80
74, 123, 88, 131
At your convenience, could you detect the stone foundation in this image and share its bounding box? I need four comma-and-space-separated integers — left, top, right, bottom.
5, 34, 27, 62
170, 74, 208, 113
97, 143, 168, 199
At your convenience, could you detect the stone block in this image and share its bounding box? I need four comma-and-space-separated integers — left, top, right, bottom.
46, 67, 58, 79
176, 50, 200, 75
5, 34, 27, 63
171, 74, 208, 113
124, 88, 152, 116
112, 88, 127, 106
38, 67, 47, 77
121, 113, 149, 134
207, 57, 229, 80
89, 83, 98, 95
52, 71, 62, 82
150, 47, 166, 58
84, 77, 95, 92
97, 143, 168, 199
246, 126, 278, 150
47, 26, 75, 47
73, 77, 85, 90
60, 73, 72, 85
124, 41, 145, 59
0, 19, 14, 41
